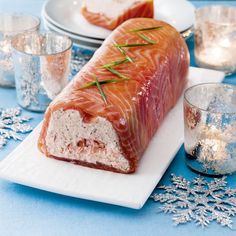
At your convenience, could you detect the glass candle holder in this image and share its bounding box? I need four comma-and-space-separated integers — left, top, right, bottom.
12, 32, 72, 112
0, 14, 40, 87
184, 83, 236, 176
194, 6, 236, 74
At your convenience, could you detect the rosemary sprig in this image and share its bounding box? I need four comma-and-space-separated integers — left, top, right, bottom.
104, 66, 128, 79
114, 43, 152, 48
94, 77, 107, 103
137, 33, 156, 44
79, 81, 98, 89
79, 78, 129, 89
116, 45, 134, 62
129, 26, 162, 32
80, 78, 129, 89
102, 58, 130, 68
78, 25, 163, 104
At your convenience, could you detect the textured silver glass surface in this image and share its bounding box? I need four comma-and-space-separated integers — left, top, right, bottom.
12, 32, 72, 112
0, 14, 40, 87
184, 83, 236, 175
194, 6, 236, 74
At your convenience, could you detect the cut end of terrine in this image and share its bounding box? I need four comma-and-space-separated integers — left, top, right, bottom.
44, 109, 132, 173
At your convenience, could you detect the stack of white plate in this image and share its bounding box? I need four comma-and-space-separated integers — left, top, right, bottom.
42, 0, 195, 51
42, 0, 110, 51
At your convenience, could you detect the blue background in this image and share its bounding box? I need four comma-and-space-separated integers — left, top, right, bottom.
0, 1, 236, 235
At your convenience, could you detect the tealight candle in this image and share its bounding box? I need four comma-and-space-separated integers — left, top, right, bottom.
194, 6, 236, 74
184, 83, 236, 176
12, 32, 72, 112
0, 14, 40, 87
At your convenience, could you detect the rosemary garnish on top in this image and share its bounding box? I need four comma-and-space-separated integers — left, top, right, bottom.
78, 25, 163, 104
94, 76, 107, 103
129, 26, 162, 32
79, 74, 108, 103
104, 66, 128, 79
116, 46, 134, 62
79, 77, 129, 90
137, 33, 156, 44
114, 43, 153, 48
103, 43, 133, 78
102, 58, 130, 68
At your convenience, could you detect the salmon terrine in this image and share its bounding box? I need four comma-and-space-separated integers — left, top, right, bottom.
81, 0, 153, 30
38, 18, 189, 173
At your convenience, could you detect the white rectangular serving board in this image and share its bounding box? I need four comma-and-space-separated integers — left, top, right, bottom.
0, 67, 224, 209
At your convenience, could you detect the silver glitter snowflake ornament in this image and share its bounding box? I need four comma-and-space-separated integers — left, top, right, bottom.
0, 107, 33, 149
150, 174, 236, 228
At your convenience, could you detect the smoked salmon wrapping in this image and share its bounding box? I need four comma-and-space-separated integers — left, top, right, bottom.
38, 18, 189, 173
81, 0, 153, 30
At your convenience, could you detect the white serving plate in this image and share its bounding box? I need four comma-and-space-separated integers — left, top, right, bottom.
43, 13, 104, 45
43, 18, 102, 51
43, 0, 195, 40
0, 67, 224, 209
43, 0, 111, 39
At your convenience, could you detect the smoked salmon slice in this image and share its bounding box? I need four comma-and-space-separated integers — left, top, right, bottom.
81, 0, 153, 30
38, 18, 189, 173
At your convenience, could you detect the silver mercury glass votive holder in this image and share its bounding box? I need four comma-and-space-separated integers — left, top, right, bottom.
0, 14, 40, 87
184, 83, 236, 176
12, 32, 72, 112
194, 6, 236, 74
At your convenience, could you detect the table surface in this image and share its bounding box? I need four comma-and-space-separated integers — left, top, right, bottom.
0, 1, 236, 236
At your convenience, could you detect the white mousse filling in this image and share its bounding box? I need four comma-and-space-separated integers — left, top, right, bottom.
84, 0, 138, 19
45, 109, 130, 171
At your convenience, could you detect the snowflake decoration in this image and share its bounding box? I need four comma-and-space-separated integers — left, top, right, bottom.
150, 174, 236, 228
18, 57, 41, 108
0, 107, 33, 149
20, 75, 40, 108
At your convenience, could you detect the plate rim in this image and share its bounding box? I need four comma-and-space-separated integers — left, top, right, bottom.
42, 12, 104, 44
43, 20, 101, 51
42, 0, 111, 40
43, 0, 194, 41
